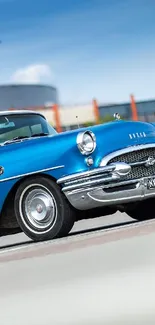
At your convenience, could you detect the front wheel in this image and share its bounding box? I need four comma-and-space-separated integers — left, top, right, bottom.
14, 176, 75, 241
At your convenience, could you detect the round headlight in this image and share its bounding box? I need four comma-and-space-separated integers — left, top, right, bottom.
77, 131, 96, 155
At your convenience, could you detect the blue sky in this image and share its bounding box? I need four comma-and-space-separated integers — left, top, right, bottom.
0, 0, 155, 104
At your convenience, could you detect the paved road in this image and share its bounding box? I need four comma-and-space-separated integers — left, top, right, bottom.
0, 211, 131, 246
0, 212, 155, 325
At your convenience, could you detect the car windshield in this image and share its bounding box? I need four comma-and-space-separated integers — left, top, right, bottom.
0, 113, 57, 144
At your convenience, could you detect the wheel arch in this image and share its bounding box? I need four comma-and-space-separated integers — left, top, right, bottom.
0, 173, 58, 229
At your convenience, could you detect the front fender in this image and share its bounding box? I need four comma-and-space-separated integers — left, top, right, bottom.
0, 133, 92, 211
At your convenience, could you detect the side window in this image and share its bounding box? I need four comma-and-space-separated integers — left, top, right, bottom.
0, 126, 31, 142
9, 126, 31, 138
31, 124, 43, 134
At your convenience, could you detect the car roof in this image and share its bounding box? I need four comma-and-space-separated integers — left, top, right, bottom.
0, 110, 45, 118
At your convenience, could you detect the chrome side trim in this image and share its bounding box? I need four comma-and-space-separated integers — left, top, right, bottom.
61, 174, 120, 192
0, 165, 64, 183
100, 144, 155, 166
57, 165, 116, 184
62, 177, 142, 194
65, 179, 141, 195
57, 162, 131, 192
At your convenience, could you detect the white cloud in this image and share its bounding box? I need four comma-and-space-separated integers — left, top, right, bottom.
10, 64, 52, 84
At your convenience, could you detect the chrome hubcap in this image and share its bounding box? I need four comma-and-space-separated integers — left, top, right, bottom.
25, 188, 56, 229
36, 204, 43, 213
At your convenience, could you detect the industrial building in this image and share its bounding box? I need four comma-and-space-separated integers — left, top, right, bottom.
0, 84, 58, 110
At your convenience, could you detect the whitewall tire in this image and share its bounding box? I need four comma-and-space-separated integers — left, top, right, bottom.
14, 176, 75, 241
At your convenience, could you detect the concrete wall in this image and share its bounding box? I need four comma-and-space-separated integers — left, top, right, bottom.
37, 103, 95, 127
59, 104, 95, 126
37, 99, 155, 130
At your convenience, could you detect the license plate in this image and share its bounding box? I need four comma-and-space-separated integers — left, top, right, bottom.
147, 178, 155, 189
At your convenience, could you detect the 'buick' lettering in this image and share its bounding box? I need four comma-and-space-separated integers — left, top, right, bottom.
129, 132, 146, 139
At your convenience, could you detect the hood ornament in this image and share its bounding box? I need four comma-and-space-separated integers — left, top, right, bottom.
114, 112, 121, 120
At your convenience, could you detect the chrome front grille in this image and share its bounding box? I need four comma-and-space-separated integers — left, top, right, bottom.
58, 145, 155, 193
108, 148, 155, 180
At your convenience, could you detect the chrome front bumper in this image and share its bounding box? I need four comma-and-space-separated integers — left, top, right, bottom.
57, 160, 155, 210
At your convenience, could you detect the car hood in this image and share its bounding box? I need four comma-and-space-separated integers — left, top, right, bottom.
0, 119, 155, 182
90, 120, 155, 154
59, 119, 155, 154
50, 119, 155, 169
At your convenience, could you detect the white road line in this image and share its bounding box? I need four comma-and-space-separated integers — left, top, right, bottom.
0, 219, 154, 255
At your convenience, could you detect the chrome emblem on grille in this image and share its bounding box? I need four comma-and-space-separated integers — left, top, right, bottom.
129, 132, 146, 139
145, 156, 155, 167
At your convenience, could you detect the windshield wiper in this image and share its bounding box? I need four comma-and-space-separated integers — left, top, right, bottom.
1, 133, 49, 146
31, 132, 49, 137
2, 136, 30, 145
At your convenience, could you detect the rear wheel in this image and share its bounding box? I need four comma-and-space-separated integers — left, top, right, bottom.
14, 176, 75, 241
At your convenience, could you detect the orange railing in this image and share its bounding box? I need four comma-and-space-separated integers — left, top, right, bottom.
8, 94, 139, 131
52, 104, 62, 133
130, 94, 138, 121
93, 98, 100, 124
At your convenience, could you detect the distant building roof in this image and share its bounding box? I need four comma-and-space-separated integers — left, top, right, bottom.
0, 84, 58, 110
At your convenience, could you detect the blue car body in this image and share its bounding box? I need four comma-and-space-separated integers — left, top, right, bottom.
0, 110, 155, 239
0, 117, 155, 210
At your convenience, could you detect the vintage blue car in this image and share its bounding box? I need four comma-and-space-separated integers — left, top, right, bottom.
0, 110, 155, 241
